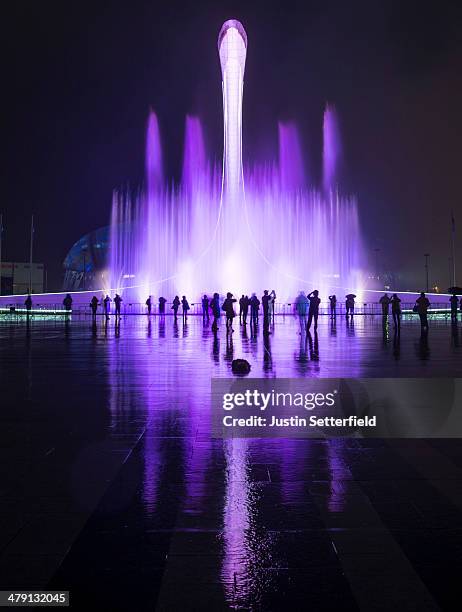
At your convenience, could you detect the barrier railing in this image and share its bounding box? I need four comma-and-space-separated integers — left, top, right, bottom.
0, 301, 457, 317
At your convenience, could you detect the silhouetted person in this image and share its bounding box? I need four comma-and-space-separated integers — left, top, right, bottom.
114, 293, 122, 317
146, 296, 152, 315
415, 291, 430, 332
249, 293, 260, 328
262, 290, 272, 332
202, 294, 209, 322
181, 296, 190, 321
328, 294, 337, 318
345, 294, 355, 318
391, 293, 401, 329
210, 293, 221, 331
24, 294, 32, 313
63, 294, 72, 311
172, 296, 180, 321
239, 295, 246, 324
103, 295, 112, 318
158, 296, 166, 315
294, 291, 309, 334
222, 292, 237, 333
270, 289, 276, 322
379, 293, 391, 316
450, 293, 458, 321
90, 296, 98, 319
307, 290, 320, 331
242, 295, 249, 325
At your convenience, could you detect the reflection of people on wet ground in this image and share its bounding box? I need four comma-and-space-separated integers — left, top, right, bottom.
307, 290, 320, 331
249, 293, 260, 329
393, 328, 401, 359
417, 330, 430, 360
415, 292, 430, 332
346, 315, 355, 335
379, 293, 391, 316
270, 290, 276, 322
158, 296, 166, 315
345, 294, 355, 319
172, 296, 180, 321
451, 319, 459, 347
210, 293, 221, 331
114, 294, 122, 317
225, 331, 234, 360
330, 316, 337, 336
391, 294, 401, 329
328, 294, 337, 318
262, 290, 272, 333
63, 294, 72, 311
90, 296, 98, 318
263, 330, 272, 371
242, 296, 249, 325
25, 294, 33, 313
212, 330, 220, 364
382, 312, 389, 341
103, 295, 112, 318
146, 296, 152, 315
295, 334, 309, 374
307, 330, 319, 361
181, 296, 190, 322
450, 293, 458, 321
294, 291, 309, 334
222, 292, 237, 333
202, 294, 209, 322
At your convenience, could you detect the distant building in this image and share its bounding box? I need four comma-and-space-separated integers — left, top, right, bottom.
63, 226, 109, 291
0, 262, 44, 295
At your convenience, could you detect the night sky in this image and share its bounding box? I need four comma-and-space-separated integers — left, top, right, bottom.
4, 0, 462, 290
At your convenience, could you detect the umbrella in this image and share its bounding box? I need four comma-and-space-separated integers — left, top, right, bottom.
346, 294, 356, 299
448, 286, 462, 295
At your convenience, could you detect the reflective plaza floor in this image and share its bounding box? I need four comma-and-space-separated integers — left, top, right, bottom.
1, 314, 462, 610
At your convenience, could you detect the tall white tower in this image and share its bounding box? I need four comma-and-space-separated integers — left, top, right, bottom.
218, 20, 247, 201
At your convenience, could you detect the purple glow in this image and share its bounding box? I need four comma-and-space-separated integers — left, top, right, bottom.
107, 20, 365, 302
278, 122, 305, 190
323, 104, 343, 193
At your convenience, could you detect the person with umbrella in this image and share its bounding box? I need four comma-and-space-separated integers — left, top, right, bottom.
345, 294, 356, 319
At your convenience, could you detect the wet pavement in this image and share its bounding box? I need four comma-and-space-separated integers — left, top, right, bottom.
0, 314, 462, 610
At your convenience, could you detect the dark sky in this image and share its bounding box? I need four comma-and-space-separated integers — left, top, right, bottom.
4, 0, 462, 290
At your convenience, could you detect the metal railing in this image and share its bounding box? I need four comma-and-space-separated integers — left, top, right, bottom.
0, 301, 457, 318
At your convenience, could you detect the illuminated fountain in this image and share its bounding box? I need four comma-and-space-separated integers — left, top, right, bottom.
109, 19, 364, 301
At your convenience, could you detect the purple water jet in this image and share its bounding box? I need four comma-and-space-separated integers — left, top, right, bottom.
108, 20, 365, 302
